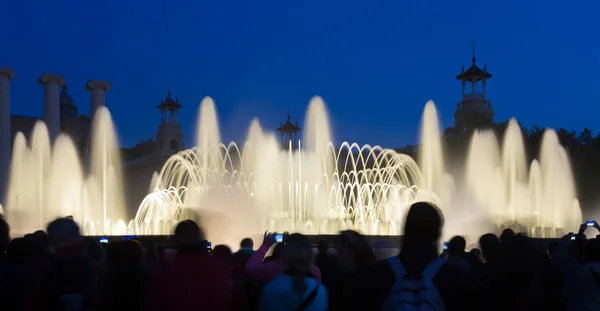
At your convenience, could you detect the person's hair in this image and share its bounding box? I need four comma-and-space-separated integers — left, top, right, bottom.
0, 216, 9, 252
403, 202, 443, 247
213, 244, 233, 260
479, 233, 500, 262
500, 228, 516, 243
448, 236, 467, 255
32, 230, 49, 256
339, 230, 376, 267
171, 220, 204, 247
46, 217, 81, 250
240, 237, 254, 249
282, 233, 314, 295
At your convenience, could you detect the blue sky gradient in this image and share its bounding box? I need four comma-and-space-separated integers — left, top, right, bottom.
2, 0, 599, 148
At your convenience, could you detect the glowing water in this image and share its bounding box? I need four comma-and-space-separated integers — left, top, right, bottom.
136, 96, 434, 243
4, 107, 126, 235
137, 97, 581, 242
1, 94, 581, 242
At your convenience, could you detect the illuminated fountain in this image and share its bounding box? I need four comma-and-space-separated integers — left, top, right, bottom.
5, 107, 126, 235
136, 97, 435, 244
136, 97, 581, 243
1, 92, 581, 242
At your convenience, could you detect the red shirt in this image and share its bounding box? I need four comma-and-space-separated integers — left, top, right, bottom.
145, 249, 230, 311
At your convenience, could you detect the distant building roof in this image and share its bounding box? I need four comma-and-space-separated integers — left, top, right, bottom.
276, 114, 301, 133
157, 91, 182, 110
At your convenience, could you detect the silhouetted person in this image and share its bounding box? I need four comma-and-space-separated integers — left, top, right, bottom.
486, 234, 546, 310
447, 236, 471, 282
233, 237, 255, 265
103, 240, 145, 311
246, 232, 321, 285
346, 202, 466, 311
314, 240, 336, 292
329, 231, 376, 311
26, 217, 105, 311
213, 244, 233, 260
144, 220, 229, 311
500, 228, 515, 244
554, 223, 600, 310
0, 216, 23, 311
259, 233, 328, 311
479, 233, 500, 264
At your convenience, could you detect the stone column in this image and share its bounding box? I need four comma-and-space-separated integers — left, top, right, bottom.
38, 74, 65, 141
85, 80, 111, 118
0, 68, 15, 205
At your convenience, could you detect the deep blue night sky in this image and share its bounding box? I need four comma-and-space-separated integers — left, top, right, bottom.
2, 0, 599, 148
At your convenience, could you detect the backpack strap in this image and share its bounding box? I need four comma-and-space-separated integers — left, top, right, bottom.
422, 258, 445, 280
295, 285, 319, 311
387, 256, 407, 279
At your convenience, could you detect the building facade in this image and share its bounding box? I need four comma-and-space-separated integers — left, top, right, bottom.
454, 43, 494, 130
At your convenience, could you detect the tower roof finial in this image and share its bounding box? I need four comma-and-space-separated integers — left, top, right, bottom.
287, 104, 291, 121
472, 41, 477, 65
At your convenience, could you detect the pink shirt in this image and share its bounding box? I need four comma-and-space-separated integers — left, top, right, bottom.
245, 244, 322, 284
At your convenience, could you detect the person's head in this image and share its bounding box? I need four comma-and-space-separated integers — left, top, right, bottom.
403, 202, 444, 248
171, 220, 204, 247
213, 244, 233, 261
282, 233, 314, 295
46, 217, 82, 252
479, 233, 500, 262
500, 228, 516, 244
585, 238, 600, 262
318, 240, 329, 254
240, 237, 254, 250
337, 230, 376, 270
0, 216, 9, 253
32, 230, 49, 256
448, 236, 467, 256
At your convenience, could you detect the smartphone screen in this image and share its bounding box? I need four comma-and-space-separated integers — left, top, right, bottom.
275, 234, 284, 243
587, 221, 595, 227
571, 235, 576, 240
99, 237, 108, 244
443, 242, 449, 250
206, 242, 212, 249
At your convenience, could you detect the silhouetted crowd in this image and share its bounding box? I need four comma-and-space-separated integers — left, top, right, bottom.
1, 202, 599, 310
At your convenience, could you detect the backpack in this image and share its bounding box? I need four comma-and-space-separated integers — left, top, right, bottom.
382, 257, 446, 311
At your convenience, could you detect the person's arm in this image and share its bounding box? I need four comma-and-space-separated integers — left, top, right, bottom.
311, 265, 322, 284
245, 232, 277, 283
245, 244, 272, 281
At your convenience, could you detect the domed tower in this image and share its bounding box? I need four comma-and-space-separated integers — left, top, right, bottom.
156, 91, 184, 156
454, 42, 494, 129
59, 84, 78, 120
276, 110, 301, 150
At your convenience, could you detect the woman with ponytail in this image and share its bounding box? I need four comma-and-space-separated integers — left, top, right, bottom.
258, 233, 327, 311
